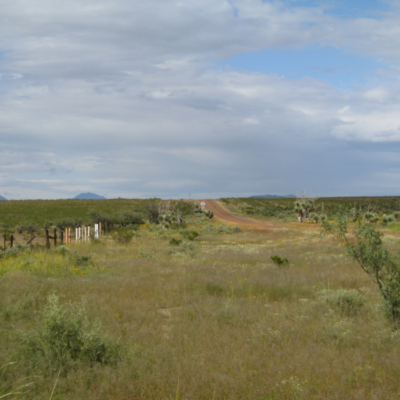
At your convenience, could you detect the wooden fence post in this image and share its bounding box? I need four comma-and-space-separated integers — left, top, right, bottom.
46, 229, 50, 249
53, 228, 57, 247
10, 235, 14, 248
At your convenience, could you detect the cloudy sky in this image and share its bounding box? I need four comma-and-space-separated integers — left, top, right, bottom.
1, 0, 400, 199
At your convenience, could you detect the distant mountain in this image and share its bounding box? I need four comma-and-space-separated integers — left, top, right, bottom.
249, 194, 296, 199
73, 192, 106, 200
0, 195, 7, 201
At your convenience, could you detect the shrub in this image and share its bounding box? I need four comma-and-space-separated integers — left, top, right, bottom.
319, 214, 328, 223
382, 214, 395, 225
16, 293, 120, 370
308, 213, 319, 223
364, 212, 379, 223
394, 211, 400, 221
179, 241, 196, 255
118, 212, 145, 227
204, 210, 214, 219
322, 214, 400, 329
317, 289, 366, 315
169, 238, 182, 246
271, 255, 289, 268
15, 221, 40, 234
180, 230, 199, 241
111, 227, 135, 244
54, 218, 81, 230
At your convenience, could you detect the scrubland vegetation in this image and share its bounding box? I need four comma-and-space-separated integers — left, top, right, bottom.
1, 198, 400, 398
222, 196, 400, 223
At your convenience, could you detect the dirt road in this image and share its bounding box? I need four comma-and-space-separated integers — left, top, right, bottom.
200, 199, 278, 228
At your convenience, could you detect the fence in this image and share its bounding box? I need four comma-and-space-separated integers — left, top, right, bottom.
1, 222, 103, 250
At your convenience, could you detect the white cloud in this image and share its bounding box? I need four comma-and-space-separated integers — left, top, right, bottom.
1, 0, 400, 198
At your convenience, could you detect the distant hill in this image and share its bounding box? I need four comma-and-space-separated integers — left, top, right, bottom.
0, 195, 7, 201
249, 194, 296, 199
73, 192, 106, 200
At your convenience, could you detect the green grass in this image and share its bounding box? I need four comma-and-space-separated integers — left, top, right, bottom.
2, 196, 400, 228
221, 196, 400, 220
0, 198, 154, 228
1, 201, 400, 398
1, 218, 400, 399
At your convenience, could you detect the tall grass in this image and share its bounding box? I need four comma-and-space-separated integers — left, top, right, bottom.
0, 221, 400, 398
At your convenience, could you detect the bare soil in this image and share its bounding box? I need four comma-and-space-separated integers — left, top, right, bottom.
200, 199, 280, 229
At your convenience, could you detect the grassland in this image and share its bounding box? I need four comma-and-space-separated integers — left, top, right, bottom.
1, 196, 400, 228
0, 199, 152, 227
221, 196, 400, 221
1, 199, 400, 398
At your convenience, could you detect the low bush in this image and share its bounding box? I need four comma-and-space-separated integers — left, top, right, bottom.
111, 227, 135, 244
382, 214, 396, 225
15, 221, 40, 234
317, 289, 366, 315
54, 218, 83, 230
364, 212, 379, 223
180, 229, 199, 241
271, 255, 289, 268
16, 293, 121, 370
308, 213, 319, 223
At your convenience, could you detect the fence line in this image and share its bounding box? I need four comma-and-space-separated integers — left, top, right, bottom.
1, 222, 103, 250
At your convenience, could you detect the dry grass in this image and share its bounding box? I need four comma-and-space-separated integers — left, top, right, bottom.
0, 221, 400, 399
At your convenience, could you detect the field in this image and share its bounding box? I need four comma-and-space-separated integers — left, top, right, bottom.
1, 198, 400, 399
1, 196, 400, 228
0, 199, 151, 228
221, 196, 400, 221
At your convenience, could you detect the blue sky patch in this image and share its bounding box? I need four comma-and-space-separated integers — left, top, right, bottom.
215, 46, 386, 90
278, 0, 391, 18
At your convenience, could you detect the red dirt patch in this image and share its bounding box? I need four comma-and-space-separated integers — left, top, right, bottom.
199, 199, 280, 229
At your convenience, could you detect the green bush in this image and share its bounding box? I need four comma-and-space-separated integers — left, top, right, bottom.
15, 221, 40, 234
393, 211, 400, 221
317, 289, 366, 315
322, 214, 400, 329
180, 229, 199, 241
319, 214, 328, 223
204, 210, 214, 219
271, 255, 289, 268
382, 214, 395, 225
111, 227, 135, 244
308, 213, 319, 223
16, 293, 120, 370
169, 238, 182, 246
364, 212, 379, 223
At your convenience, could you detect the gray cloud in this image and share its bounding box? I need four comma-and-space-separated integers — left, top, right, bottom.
1, 0, 400, 199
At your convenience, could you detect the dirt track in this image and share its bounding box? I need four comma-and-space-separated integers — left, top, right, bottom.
200, 199, 279, 229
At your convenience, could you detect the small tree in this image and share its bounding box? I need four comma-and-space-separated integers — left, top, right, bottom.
322, 214, 400, 330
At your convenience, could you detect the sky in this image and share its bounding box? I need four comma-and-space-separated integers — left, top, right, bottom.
1, 0, 400, 199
